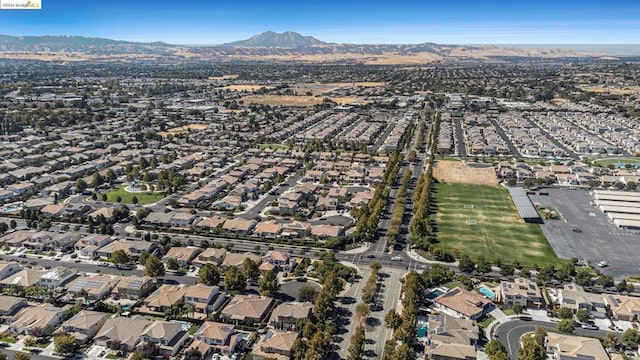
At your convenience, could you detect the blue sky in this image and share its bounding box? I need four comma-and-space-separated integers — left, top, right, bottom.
0, 0, 638, 44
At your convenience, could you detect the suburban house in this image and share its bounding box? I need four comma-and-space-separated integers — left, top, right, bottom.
163, 246, 202, 267
193, 248, 227, 267
142, 285, 187, 313
0, 261, 22, 280
94, 315, 153, 352
559, 284, 607, 318
184, 284, 227, 314
66, 274, 120, 300
219, 294, 275, 326
191, 321, 243, 356
75, 234, 113, 259
427, 314, 479, 346
9, 303, 69, 335
95, 239, 159, 261
262, 251, 296, 273
604, 294, 640, 321
60, 310, 109, 344
221, 218, 257, 235
251, 330, 298, 360
268, 301, 313, 331
0, 295, 28, 324
221, 252, 262, 269
497, 277, 545, 308
434, 287, 494, 320
137, 321, 190, 356
39, 266, 77, 289
545, 332, 610, 360
113, 276, 155, 300
0, 269, 48, 288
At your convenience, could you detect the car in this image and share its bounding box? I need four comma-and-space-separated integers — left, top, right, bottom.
581, 323, 599, 330
391, 256, 402, 261
572, 228, 583, 233
366, 254, 376, 258
108, 263, 117, 268
598, 261, 609, 267
17, 254, 26, 258
118, 264, 134, 270
296, 277, 307, 282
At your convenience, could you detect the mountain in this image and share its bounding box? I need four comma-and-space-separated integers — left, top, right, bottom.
220, 31, 327, 48
0, 34, 177, 55
0, 32, 601, 63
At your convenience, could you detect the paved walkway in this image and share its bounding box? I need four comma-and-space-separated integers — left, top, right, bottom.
340, 243, 370, 255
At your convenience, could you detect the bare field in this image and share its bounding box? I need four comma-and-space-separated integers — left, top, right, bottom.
208, 74, 239, 80
241, 95, 362, 107
218, 84, 275, 91
158, 124, 209, 137
433, 160, 498, 186
577, 84, 640, 95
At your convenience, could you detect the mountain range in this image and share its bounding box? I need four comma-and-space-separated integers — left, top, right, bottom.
0, 31, 617, 63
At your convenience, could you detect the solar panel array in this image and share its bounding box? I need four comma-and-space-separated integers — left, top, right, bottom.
508, 187, 541, 221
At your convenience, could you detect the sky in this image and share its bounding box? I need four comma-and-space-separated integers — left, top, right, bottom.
0, 0, 638, 45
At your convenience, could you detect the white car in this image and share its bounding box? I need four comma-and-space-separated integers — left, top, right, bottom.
598, 261, 609, 267
391, 256, 402, 261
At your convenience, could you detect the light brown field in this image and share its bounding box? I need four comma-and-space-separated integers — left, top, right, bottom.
433, 160, 498, 186
292, 82, 385, 96
158, 124, 209, 137
208, 74, 239, 80
219, 84, 275, 91
240, 95, 363, 107
577, 84, 640, 95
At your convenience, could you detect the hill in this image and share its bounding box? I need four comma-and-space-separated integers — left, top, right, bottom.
220, 31, 327, 47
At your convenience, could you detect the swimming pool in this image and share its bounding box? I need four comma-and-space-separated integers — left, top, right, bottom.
426, 289, 445, 300
416, 323, 429, 338
477, 286, 495, 299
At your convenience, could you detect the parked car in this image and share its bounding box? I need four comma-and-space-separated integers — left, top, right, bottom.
117, 264, 134, 270
391, 256, 402, 261
17, 254, 26, 258
598, 261, 609, 267
581, 323, 599, 330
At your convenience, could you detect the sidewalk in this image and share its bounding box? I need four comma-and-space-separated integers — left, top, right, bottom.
340, 243, 370, 255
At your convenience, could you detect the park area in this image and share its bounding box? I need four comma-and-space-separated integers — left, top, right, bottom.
432, 182, 561, 267
105, 186, 165, 204
593, 157, 640, 168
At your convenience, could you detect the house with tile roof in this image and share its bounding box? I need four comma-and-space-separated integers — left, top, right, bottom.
220, 294, 275, 326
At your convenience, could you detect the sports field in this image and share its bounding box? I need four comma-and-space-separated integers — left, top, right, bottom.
432, 183, 561, 267
593, 157, 640, 167
105, 186, 165, 204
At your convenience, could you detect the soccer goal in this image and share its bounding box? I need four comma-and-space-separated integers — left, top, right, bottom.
466, 219, 478, 225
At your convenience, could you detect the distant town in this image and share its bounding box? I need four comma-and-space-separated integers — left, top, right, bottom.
0, 32, 638, 360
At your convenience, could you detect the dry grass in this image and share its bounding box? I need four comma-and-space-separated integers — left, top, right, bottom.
433, 160, 498, 186
208, 74, 239, 80
158, 124, 209, 137
577, 84, 640, 95
240, 95, 364, 107
218, 84, 275, 91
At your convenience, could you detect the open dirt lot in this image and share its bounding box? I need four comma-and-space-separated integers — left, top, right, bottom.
158, 124, 209, 137
433, 160, 498, 186
240, 95, 361, 107
218, 84, 275, 91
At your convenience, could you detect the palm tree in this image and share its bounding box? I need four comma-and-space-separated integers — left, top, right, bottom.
186, 303, 197, 319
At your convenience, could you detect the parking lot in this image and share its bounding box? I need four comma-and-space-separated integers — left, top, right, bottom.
530, 188, 640, 278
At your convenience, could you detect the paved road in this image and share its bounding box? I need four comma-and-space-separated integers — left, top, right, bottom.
494, 319, 613, 360
527, 121, 580, 159
490, 119, 522, 158
237, 172, 303, 219
453, 117, 467, 157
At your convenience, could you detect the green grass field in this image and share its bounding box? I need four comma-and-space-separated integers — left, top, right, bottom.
105, 186, 165, 204
593, 157, 640, 166
432, 183, 562, 267
259, 143, 287, 150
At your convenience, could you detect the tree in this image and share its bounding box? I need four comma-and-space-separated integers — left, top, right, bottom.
298, 285, 318, 302
92, 172, 104, 189
575, 309, 590, 323
54, 334, 77, 355
603, 332, 619, 350
242, 258, 260, 282
370, 261, 382, 273
138, 251, 150, 266
144, 256, 165, 278
198, 263, 221, 286
597, 274, 614, 288
131, 196, 138, 205
384, 309, 403, 329
184, 348, 203, 360
0, 222, 7, 235
140, 342, 159, 359
129, 352, 144, 360
224, 266, 247, 293
458, 254, 475, 273
347, 325, 365, 360
0, 352, 6, 360
109, 249, 129, 265
623, 329, 640, 349
512, 303, 523, 315
485, 339, 507, 359
557, 319, 575, 334
355, 303, 370, 321
75, 179, 87, 193
518, 335, 546, 360
14, 353, 31, 360
9, 219, 16, 229
476, 256, 492, 274
305, 331, 332, 360
553, 307, 573, 319
259, 270, 280, 297
166, 258, 180, 271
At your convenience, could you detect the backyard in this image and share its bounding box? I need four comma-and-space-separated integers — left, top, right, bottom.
432, 183, 562, 267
